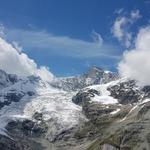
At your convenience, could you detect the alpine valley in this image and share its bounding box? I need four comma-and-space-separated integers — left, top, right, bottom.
0, 66, 150, 150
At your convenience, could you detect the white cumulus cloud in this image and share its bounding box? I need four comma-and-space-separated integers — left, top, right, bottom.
118, 26, 150, 86
37, 66, 54, 82
0, 37, 54, 81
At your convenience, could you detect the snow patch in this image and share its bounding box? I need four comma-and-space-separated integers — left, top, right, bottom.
86, 79, 125, 104
110, 108, 120, 115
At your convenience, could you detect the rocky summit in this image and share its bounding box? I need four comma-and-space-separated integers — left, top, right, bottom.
0, 67, 150, 150
50, 66, 118, 91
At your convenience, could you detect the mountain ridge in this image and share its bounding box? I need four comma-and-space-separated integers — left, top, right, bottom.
0, 67, 150, 150
51, 66, 118, 91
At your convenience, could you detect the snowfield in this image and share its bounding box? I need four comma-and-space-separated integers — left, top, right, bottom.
0, 78, 86, 136
84, 79, 127, 105
90, 84, 118, 104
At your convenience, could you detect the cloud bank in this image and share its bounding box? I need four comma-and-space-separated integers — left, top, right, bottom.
0, 37, 54, 81
118, 26, 150, 86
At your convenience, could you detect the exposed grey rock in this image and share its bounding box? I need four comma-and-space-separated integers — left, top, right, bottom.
6, 119, 48, 137
27, 91, 35, 96
0, 70, 18, 89
72, 88, 100, 105
0, 130, 45, 150
142, 86, 150, 98
33, 112, 43, 121
0, 91, 25, 109
0, 135, 32, 150
72, 91, 91, 105
107, 80, 150, 105
107, 80, 143, 104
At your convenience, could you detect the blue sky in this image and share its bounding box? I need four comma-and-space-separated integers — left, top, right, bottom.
0, 0, 149, 76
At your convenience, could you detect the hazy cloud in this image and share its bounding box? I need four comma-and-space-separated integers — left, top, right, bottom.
131, 10, 141, 20
114, 8, 124, 15
91, 30, 103, 45
3, 28, 119, 59
12, 41, 23, 53
0, 24, 4, 37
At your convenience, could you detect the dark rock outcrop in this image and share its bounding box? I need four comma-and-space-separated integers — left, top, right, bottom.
72, 88, 100, 105
0, 70, 18, 89
0, 92, 25, 109
6, 119, 48, 137
107, 80, 143, 104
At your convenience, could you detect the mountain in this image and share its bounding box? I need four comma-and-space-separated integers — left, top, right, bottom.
51, 66, 118, 91
0, 67, 150, 150
0, 69, 88, 150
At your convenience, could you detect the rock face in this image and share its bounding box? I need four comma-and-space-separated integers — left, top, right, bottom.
0, 91, 25, 109
0, 70, 18, 89
0, 135, 33, 150
83, 66, 118, 84
6, 118, 48, 137
0, 76, 37, 110
72, 78, 150, 150
72, 88, 100, 105
107, 80, 143, 104
107, 80, 150, 104
0, 127, 45, 150
0, 113, 47, 150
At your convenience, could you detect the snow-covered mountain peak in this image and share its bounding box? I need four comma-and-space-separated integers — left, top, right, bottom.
84, 66, 104, 77
51, 67, 119, 91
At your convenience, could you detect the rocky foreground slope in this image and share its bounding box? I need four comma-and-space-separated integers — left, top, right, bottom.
0, 67, 150, 150
72, 79, 150, 150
